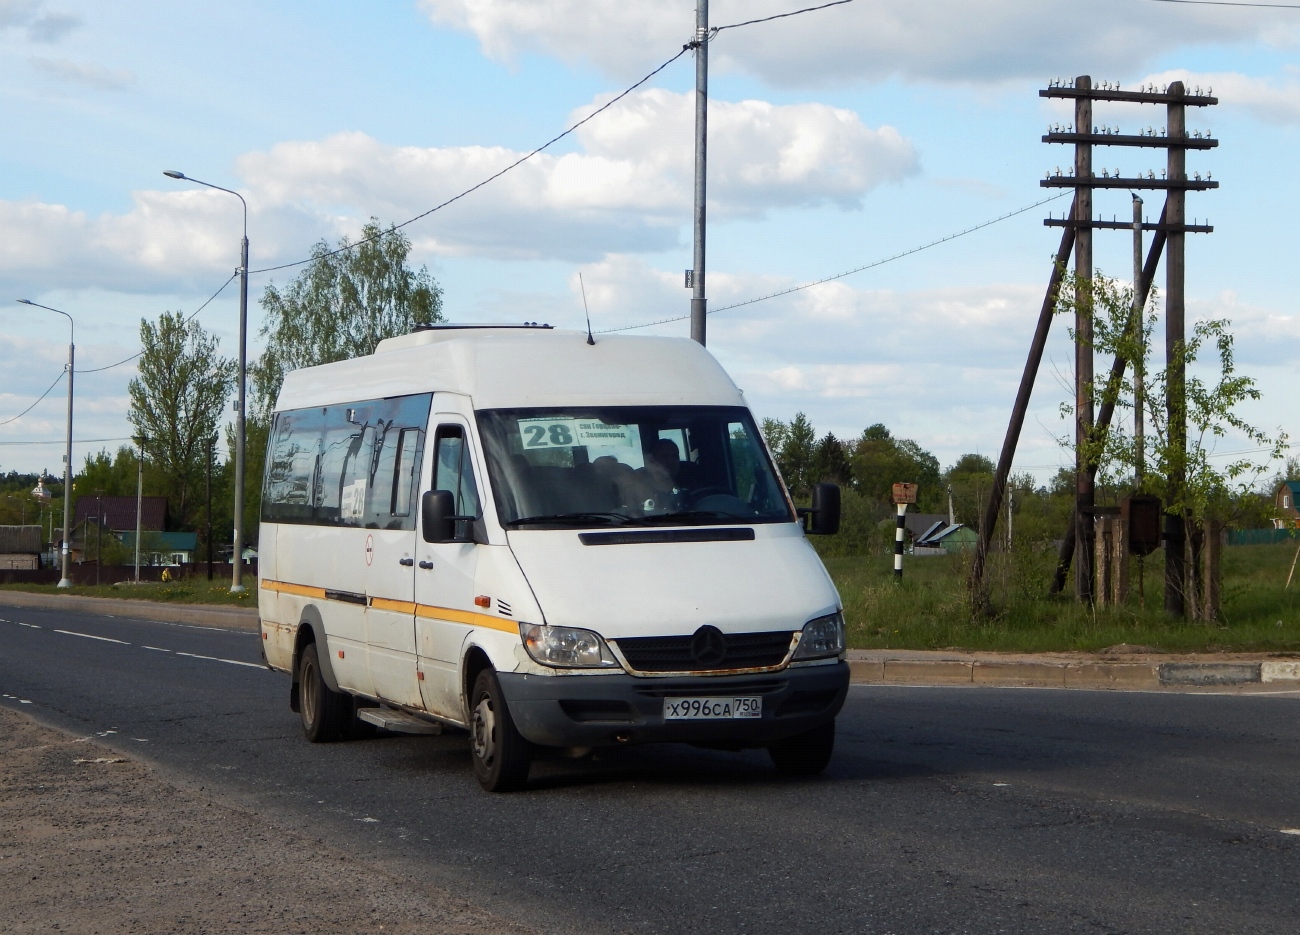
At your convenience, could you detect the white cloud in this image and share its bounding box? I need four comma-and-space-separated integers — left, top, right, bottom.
0, 1, 78, 42
420, 0, 1289, 87
31, 56, 134, 90
0, 89, 914, 291
1141, 68, 1300, 124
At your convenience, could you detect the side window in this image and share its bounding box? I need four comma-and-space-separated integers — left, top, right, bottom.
262, 409, 323, 524
315, 408, 357, 525
434, 425, 482, 518
391, 428, 422, 517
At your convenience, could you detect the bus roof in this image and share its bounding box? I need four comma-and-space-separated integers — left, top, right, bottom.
274, 327, 747, 412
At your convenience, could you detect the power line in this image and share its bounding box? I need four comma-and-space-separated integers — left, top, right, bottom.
1146, 0, 1300, 9
0, 370, 65, 426
247, 1, 863, 279
714, 0, 857, 32
599, 192, 1070, 333
249, 48, 692, 276
0, 436, 132, 447
75, 272, 239, 374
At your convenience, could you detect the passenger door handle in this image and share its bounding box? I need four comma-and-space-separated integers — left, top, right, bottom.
418, 560, 433, 570
398, 557, 414, 566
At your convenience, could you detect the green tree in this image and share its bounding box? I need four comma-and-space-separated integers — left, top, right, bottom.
811, 432, 852, 486
943, 453, 996, 529
849, 424, 941, 509
777, 413, 818, 497
128, 312, 236, 529
253, 219, 444, 417
1057, 269, 1287, 617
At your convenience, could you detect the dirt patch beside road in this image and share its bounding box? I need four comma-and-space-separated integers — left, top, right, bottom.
0, 706, 540, 935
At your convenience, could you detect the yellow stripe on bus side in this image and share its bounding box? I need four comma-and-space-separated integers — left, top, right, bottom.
262, 578, 517, 634
415, 603, 518, 634
260, 579, 326, 600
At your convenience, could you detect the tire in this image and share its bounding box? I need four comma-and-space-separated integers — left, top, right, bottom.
768, 719, 835, 776
298, 642, 354, 743
469, 669, 532, 792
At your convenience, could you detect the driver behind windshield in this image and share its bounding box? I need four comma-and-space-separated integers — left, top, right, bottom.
621, 438, 682, 515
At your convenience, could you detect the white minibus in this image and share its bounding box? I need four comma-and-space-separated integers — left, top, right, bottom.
257, 324, 848, 791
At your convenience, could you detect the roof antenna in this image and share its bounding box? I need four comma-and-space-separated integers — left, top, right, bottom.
579, 272, 595, 345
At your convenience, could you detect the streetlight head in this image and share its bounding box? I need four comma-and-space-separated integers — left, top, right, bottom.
17, 298, 34, 305
163, 170, 186, 179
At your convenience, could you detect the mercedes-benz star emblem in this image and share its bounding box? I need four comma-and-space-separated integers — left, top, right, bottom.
690, 625, 727, 668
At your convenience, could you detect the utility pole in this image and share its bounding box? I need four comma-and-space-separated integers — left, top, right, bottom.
689, 0, 709, 346
1132, 194, 1146, 608
1073, 75, 1096, 603
134, 439, 144, 583
95, 492, 103, 586
206, 435, 215, 582
1164, 81, 1188, 617
971, 77, 1216, 612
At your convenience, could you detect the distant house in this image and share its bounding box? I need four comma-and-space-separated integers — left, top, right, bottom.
119, 531, 198, 566
66, 496, 169, 563
1275, 481, 1300, 530
903, 513, 976, 554
0, 525, 42, 570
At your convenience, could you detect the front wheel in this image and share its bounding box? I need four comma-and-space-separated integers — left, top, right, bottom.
768, 720, 835, 776
298, 642, 354, 743
469, 669, 532, 792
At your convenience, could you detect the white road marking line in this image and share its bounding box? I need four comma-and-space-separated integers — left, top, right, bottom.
19, 700, 32, 704
154, 620, 249, 634
141, 646, 171, 652
1281, 828, 1300, 836
173, 651, 263, 669
16, 622, 42, 629
52, 629, 130, 645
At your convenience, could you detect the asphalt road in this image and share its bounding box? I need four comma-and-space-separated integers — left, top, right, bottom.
3, 601, 1299, 935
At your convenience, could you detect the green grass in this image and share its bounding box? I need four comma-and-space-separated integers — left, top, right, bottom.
0, 579, 256, 608
825, 542, 1300, 654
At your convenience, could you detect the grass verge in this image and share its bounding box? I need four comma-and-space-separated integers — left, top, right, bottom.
0, 579, 255, 608
826, 541, 1300, 654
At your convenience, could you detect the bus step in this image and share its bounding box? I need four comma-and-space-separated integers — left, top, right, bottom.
358, 708, 443, 735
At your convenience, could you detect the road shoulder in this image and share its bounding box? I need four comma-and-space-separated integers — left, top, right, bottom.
0, 588, 257, 630
0, 705, 540, 935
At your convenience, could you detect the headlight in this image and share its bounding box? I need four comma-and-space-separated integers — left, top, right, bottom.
520, 623, 621, 668
792, 611, 845, 661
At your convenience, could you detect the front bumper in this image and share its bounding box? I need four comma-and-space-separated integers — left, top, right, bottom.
497, 661, 849, 748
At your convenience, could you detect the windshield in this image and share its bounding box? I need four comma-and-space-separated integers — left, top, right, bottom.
476, 406, 793, 528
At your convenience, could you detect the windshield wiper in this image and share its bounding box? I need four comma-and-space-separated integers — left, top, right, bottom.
506, 512, 635, 528
638, 510, 748, 525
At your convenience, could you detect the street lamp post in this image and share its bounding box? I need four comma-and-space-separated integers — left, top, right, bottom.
17, 299, 74, 588
164, 170, 249, 594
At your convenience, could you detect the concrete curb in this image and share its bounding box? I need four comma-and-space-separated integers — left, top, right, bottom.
849, 653, 1300, 691
0, 589, 258, 630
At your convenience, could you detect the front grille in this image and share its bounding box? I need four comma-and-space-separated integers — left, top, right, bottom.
615, 630, 794, 672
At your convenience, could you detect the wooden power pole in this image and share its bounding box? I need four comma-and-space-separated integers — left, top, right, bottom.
970, 76, 1217, 614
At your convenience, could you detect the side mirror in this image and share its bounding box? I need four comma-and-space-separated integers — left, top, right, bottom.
422, 490, 457, 543
805, 483, 841, 536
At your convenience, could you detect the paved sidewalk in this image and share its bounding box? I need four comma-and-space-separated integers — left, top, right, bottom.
848, 647, 1300, 691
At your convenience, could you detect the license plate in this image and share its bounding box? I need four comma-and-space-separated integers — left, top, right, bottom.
663, 696, 762, 720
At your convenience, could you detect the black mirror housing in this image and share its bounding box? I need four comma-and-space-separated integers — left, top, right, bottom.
807, 483, 841, 536
421, 490, 457, 543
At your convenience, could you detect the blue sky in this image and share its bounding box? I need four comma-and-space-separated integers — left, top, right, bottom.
1, 0, 1296, 484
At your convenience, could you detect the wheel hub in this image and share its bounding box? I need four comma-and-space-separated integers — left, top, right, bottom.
472, 696, 496, 766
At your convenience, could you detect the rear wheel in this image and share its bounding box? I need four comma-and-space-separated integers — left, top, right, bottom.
469, 669, 532, 792
768, 720, 835, 776
298, 642, 354, 743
